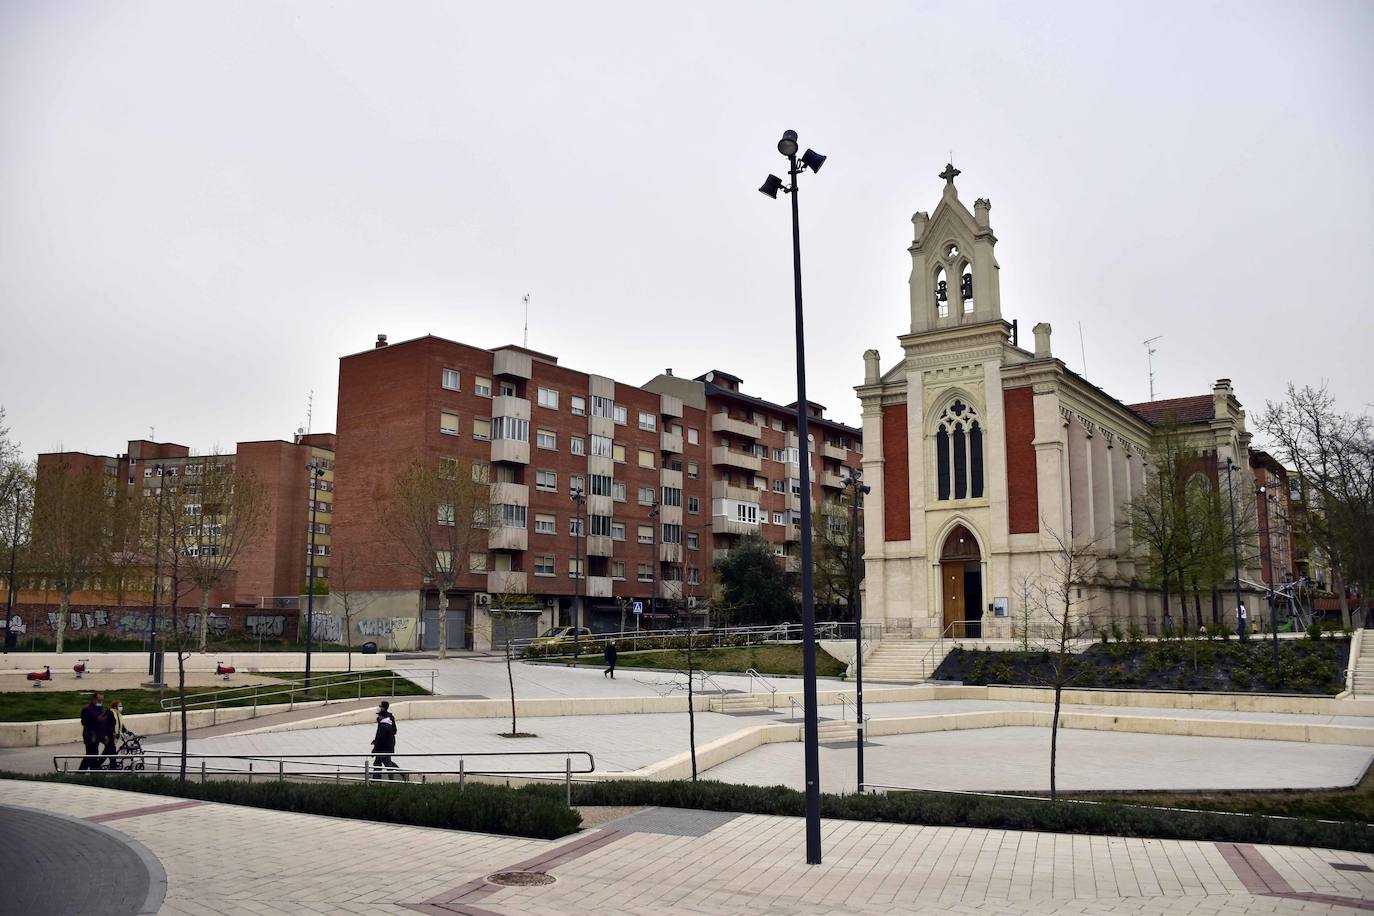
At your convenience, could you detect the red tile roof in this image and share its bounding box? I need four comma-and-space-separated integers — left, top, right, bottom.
1127, 394, 1214, 425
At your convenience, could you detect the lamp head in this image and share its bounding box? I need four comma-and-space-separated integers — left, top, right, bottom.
800, 148, 826, 173
777, 130, 798, 158
758, 174, 784, 198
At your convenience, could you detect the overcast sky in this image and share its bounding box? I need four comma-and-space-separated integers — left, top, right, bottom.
2, 1, 1371, 460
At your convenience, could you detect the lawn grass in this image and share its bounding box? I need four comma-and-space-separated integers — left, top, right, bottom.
572, 644, 846, 678
0, 669, 429, 723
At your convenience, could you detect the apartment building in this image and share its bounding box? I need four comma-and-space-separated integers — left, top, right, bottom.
330, 335, 862, 651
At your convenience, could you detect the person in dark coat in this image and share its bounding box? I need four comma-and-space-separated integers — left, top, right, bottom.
370, 701, 404, 780
602, 640, 617, 679
79, 692, 109, 770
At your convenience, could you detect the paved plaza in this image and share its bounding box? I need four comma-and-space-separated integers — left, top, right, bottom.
5, 778, 1374, 915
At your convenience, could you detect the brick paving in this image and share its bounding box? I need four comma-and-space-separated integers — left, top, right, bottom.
5, 779, 1374, 914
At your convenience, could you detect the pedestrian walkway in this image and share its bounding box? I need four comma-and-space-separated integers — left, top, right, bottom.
4, 778, 1373, 914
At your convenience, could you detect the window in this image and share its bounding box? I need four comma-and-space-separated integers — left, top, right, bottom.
611, 481, 626, 501
591, 395, 614, 419
590, 434, 613, 457
666, 457, 682, 471
637, 524, 654, 544
772, 418, 784, 431
472, 506, 489, 529
686, 461, 699, 480
440, 457, 458, 478
687, 531, 699, 549
442, 368, 461, 391
687, 427, 699, 445
500, 381, 517, 397
566, 436, 583, 456
639, 411, 656, 431
475, 376, 492, 397
569, 558, 584, 579
638, 486, 655, 506
687, 567, 701, 585
469, 553, 488, 573
772, 512, 785, 525
662, 523, 682, 544
589, 474, 613, 496
773, 479, 785, 492
438, 504, 455, 526
440, 412, 459, 436
570, 474, 585, 495
471, 461, 489, 483
662, 486, 682, 507
185, 504, 202, 517
535, 513, 556, 534
687, 496, 700, 513
752, 444, 766, 458
571, 396, 586, 416
613, 444, 626, 463
569, 516, 584, 536
495, 504, 527, 528
589, 514, 612, 537
611, 560, 626, 579
736, 503, 758, 524
536, 428, 557, 450
613, 405, 628, 425
492, 416, 529, 441
934, 399, 984, 500
535, 469, 557, 492
611, 522, 626, 541
535, 555, 555, 576
472, 417, 492, 441
637, 562, 654, 582
435, 550, 453, 573
638, 449, 655, 468
537, 387, 559, 410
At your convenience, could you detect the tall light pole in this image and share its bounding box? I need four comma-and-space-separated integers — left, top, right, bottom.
147, 463, 168, 687
571, 486, 586, 662
648, 501, 660, 631
4, 478, 23, 654
304, 463, 325, 688
760, 128, 827, 864
1225, 457, 1246, 642
1258, 484, 1280, 685
842, 470, 870, 793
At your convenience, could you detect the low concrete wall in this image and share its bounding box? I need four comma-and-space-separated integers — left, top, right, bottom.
0, 652, 390, 673
982, 684, 1374, 717
3, 700, 336, 749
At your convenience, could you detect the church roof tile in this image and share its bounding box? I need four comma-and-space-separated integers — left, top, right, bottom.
1127, 394, 1214, 425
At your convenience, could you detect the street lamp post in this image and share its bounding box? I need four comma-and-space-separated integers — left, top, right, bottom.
842, 470, 870, 793
1258, 485, 1280, 685
1225, 458, 1246, 642
304, 463, 325, 688
147, 464, 168, 687
4, 479, 23, 654
760, 128, 827, 864
648, 502, 660, 632
571, 487, 586, 662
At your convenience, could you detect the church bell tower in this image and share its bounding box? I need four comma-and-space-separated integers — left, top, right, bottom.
908, 164, 1002, 335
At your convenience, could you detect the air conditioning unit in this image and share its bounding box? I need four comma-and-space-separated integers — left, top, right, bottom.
686, 597, 699, 609
475, 592, 491, 607
544, 598, 558, 610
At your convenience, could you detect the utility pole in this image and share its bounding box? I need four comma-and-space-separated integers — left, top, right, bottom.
4, 479, 23, 653
1144, 336, 1162, 401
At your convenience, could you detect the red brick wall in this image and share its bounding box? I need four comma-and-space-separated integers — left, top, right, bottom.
1004, 386, 1040, 534
233, 441, 312, 604
881, 404, 910, 541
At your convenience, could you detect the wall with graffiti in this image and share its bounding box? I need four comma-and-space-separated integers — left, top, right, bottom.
6, 603, 301, 643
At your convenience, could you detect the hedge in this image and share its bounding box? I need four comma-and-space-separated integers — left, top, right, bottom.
17, 772, 581, 839
522, 632, 764, 659
570, 780, 1374, 853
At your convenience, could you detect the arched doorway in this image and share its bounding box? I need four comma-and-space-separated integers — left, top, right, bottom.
940, 525, 983, 638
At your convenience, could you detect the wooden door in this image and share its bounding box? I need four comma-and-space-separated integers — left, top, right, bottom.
941, 561, 965, 633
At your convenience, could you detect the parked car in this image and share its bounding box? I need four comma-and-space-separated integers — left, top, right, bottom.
532, 626, 593, 646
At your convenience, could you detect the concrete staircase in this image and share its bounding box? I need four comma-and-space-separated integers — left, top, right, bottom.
1350, 633, 1374, 696
861, 640, 950, 683
713, 692, 771, 713
818, 719, 857, 743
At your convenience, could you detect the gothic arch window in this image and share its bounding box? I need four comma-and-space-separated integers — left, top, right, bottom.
934, 267, 949, 319
959, 261, 974, 313
934, 398, 984, 501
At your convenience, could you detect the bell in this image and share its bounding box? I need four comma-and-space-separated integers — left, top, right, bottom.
936, 280, 948, 301
961, 274, 973, 300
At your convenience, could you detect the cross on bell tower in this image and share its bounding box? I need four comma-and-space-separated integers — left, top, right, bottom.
939, 162, 961, 185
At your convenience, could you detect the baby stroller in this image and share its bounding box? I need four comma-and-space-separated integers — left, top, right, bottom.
109, 729, 146, 771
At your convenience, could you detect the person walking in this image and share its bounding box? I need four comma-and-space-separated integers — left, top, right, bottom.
370, 701, 404, 780
602, 640, 617, 679
79, 692, 106, 771
1237, 602, 1249, 641
102, 699, 126, 769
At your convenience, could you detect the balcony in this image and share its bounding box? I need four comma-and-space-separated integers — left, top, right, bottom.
783, 526, 801, 544
660, 468, 683, 489
659, 504, 682, 525
587, 494, 613, 518
712, 515, 759, 536
787, 493, 801, 512
487, 570, 528, 594
660, 393, 683, 418
493, 349, 532, 379
659, 542, 683, 563
586, 576, 613, 598
586, 535, 613, 558
822, 443, 847, 461
712, 446, 761, 472
659, 580, 684, 601
492, 395, 531, 421
660, 431, 683, 454
490, 482, 529, 506
711, 413, 762, 439
821, 471, 846, 489
711, 480, 757, 503
488, 525, 528, 551
489, 438, 530, 465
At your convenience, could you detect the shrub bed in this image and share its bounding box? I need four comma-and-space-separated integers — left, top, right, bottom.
522, 632, 763, 660
570, 779, 1374, 853
17, 772, 581, 839
935, 637, 1350, 694
570, 644, 846, 677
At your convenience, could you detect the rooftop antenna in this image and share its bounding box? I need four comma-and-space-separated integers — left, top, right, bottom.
1077, 321, 1088, 377
148, 426, 154, 442
1144, 336, 1163, 400
306, 389, 314, 435
522, 294, 530, 348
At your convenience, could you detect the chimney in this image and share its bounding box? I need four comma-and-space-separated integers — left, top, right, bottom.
863, 349, 881, 385
1032, 322, 1053, 359
375, 334, 388, 349
1212, 378, 1232, 420
666, 368, 673, 376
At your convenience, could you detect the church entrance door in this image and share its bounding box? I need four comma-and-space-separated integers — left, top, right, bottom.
940, 525, 982, 638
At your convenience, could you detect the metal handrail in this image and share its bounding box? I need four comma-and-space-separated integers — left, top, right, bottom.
517, 622, 866, 658
837, 692, 870, 724
789, 696, 803, 719
159, 668, 438, 711
743, 668, 777, 708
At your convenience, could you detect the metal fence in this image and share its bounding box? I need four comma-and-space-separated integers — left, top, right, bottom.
158, 668, 438, 712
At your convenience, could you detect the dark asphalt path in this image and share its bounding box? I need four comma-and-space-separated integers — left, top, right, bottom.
0, 804, 164, 915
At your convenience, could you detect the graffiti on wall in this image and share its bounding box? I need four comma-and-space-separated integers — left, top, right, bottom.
306, 613, 343, 644
46, 609, 111, 631
356, 616, 404, 638
5, 615, 25, 635
244, 615, 287, 638
185, 613, 231, 639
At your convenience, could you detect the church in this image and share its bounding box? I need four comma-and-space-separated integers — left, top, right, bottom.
856, 166, 1263, 638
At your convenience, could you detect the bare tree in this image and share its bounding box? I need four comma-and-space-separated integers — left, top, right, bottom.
28, 459, 112, 653
382, 457, 491, 659
183, 458, 268, 652
327, 545, 375, 672
482, 573, 538, 738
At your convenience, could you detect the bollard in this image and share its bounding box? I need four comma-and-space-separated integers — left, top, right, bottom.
459, 758, 465, 791
200, 761, 206, 784
248, 761, 253, 785
278, 760, 284, 783
565, 757, 572, 806
63, 759, 69, 774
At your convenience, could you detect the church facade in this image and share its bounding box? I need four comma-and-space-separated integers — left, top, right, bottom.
856, 166, 1262, 638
